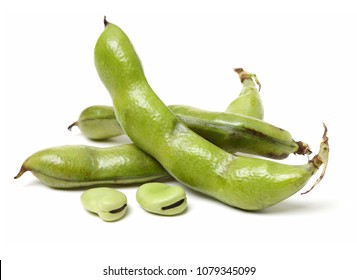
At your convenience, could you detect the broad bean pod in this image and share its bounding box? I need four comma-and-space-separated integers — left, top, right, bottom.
94, 18, 329, 210
15, 144, 169, 188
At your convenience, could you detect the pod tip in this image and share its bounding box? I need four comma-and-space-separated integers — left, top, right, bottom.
234, 68, 261, 91
14, 166, 27, 179
104, 16, 109, 27
67, 121, 78, 131
322, 122, 328, 141
233, 68, 244, 74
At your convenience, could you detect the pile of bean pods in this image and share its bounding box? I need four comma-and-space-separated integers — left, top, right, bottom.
15, 17, 329, 222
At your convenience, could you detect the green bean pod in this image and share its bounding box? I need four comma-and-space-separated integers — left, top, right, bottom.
170, 105, 309, 159
69, 105, 310, 159
14, 144, 170, 188
225, 68, 264, 119
68, 105, 125, 140
94, 18, 329, 210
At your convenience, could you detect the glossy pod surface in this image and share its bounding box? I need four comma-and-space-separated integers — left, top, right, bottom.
170, 105, 304, 159
94, 19, 329, 210
81, 187, 127, 221
14, 144, 169, 188
68, 105, 125, 140
136, 182, 187, 215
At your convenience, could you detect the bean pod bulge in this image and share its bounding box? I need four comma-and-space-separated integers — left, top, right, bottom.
14, 144, 170, 188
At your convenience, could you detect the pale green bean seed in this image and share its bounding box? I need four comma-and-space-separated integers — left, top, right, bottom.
81, 187, 127, 222
136, 183, 187, 216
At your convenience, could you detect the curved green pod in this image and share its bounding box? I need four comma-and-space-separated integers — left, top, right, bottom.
225, 68, 264, 119
14, 144, 170, 188
69, 105, 310, 159
94, 18, 329, 210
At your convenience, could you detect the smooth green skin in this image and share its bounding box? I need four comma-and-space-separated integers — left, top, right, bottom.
170, 105, 300, 159
81, 187, 127, 221
94, 20, 325, 210
225, 78, 264, 119
69, 104, 305, 159
136, 183, 187, 215
14, 144, 169, 188
68, 105, 125, 140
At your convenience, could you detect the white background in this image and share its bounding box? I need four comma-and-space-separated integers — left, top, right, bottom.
2, 1, 357, 279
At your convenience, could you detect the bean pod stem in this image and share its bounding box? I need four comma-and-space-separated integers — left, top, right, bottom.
301, 123, 329, 195
225, 68, 263, 119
